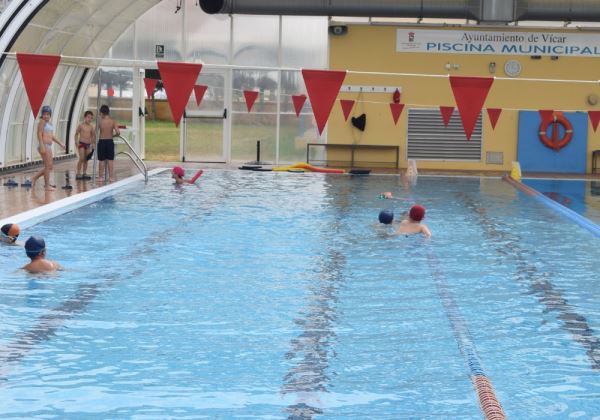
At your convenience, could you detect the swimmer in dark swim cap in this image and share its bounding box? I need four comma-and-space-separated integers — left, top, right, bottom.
22, 236, 62, 273
397, 204, 431, 238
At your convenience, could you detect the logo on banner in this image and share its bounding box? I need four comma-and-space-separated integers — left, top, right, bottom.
397, 28, 600, 57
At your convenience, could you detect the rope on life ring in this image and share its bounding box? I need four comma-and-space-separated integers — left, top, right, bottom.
539, 112, 573, 151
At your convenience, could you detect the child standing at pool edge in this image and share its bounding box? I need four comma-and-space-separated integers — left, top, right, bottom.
75, 110, 96, 180
31, 105, 66, 190
97, 105, 120, 182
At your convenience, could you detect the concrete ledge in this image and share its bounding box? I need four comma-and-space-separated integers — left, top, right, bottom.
0, 168, 167, 229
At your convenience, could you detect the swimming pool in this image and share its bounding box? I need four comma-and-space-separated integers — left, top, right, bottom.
0, 171, 599, 418
523, 178, 600, 225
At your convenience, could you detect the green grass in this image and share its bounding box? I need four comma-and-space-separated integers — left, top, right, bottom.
144, 120, 180, 161
145, 119, 317, 162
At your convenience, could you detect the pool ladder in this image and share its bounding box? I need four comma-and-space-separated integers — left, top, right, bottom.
113, 134, 148, 183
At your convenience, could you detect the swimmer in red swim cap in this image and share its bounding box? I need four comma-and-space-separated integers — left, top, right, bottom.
397, 204, 431, 237
1, 223, 22, 245
172, 166, 204, 185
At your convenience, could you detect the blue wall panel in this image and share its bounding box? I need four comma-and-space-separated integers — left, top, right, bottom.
517, 111, 588, 173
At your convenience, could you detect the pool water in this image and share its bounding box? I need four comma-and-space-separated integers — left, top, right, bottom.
0, 171, 599, 419
523, 178, 600, 225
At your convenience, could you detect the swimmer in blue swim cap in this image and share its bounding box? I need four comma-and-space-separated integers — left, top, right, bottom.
22, 236, 62, 273
378, 209, 394, 224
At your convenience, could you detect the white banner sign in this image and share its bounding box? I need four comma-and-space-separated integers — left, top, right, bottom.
397, 29, 600, 57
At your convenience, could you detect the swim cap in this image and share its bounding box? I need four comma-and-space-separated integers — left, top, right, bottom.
409, 205, 425, 222
41, 105, 52, 115
25, 236, 46, 259
172, 166, 185, 177
378, 209, 394, 224
1, 223, 20, 242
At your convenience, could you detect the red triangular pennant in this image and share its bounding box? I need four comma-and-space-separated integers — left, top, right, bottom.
291, 94, 307, 117
193, 85, 208, 106
243, 90, 259, 112
340, 99, 355, 121
439, 106, 455, 127
589, 111, 600, 132
302, 69, 347, 135
486, 108, 502, 129
389, 103, 405, 125
16, 53, 61, 118
539, 109, 555, 124
143, 78, 158, 98
449, 76, 494, 140
156, 61, 203, 127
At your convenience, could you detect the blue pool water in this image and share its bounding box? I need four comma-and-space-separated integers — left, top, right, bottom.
0, 171, 599, 418
523, 178, 600, 225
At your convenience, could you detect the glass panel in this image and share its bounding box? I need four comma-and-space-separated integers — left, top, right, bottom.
5, 123, 26, 165
60, 68, 85, 153
94, 68, 133, 126
185, 117, 224, 162
136, 2, 184, 61
0, 61, 19, 165
232, 15, 279, 67
279, 70, 324, 163
186, 71, 225, 114
108, 24, 135, 60
185, 1, 230, 64
23, 66, 67, 160
281, 16, 328, 69
185, 70, 225, 162
231, 69, 278, 162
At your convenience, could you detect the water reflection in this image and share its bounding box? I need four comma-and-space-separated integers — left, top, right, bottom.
460, 192, 600, 370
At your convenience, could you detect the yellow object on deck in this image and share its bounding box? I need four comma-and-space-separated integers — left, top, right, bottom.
272, 163, 345, 174
510, 161, 522, 181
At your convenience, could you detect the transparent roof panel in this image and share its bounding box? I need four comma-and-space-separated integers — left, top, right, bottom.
11, 0, 160, 59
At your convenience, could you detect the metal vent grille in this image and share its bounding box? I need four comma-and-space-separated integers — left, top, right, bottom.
407, 108, 482, 160
486, 151, 504, 164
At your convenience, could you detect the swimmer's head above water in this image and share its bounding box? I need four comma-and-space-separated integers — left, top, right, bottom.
172, 166, 185, 178
1, 223, 20, 244
409, 204, 425, 222
25, 236, 46, 259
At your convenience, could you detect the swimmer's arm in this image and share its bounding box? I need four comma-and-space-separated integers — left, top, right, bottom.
36, 121, 45, 152
113, 120, 120, 136
421, 224, 432, 238
52, 135, 65, 149
75, 124, 81, 145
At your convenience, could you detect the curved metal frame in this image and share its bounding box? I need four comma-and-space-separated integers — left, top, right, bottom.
114, 134, 148, 183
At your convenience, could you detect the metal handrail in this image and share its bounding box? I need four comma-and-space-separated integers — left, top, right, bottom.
113, 134, 148, 183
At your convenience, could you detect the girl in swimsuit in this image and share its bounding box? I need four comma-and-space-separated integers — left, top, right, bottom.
31, 105, 66, 191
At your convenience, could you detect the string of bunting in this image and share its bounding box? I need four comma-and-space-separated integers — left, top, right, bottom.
12, 52, 600, 138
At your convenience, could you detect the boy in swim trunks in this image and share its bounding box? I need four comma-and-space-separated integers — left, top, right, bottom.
22, 236, 62, 273
75, 110, 96, 180
397, 204, 432, 238
97, 105, 120, 182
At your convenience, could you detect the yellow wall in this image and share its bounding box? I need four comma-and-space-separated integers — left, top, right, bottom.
328, 24, 600, 173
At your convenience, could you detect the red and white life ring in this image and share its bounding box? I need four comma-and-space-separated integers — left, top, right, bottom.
539, 112, 573, 151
